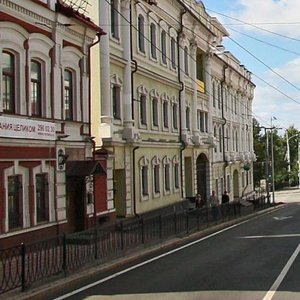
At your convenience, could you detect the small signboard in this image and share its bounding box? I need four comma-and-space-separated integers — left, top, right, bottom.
0, 116, 56, 140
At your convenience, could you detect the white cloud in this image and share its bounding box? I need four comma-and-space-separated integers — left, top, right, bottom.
231, 0, 300, 37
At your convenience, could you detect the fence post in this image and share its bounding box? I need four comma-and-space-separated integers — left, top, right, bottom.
174, 212, 177, 235
141, 218, 145, 244
120, 221, 124, 251
159, 215, 162, 240
94, 226, 98, 260
186, 211, 189, 234
21, 243, 26, 292
62, 233, 67, 276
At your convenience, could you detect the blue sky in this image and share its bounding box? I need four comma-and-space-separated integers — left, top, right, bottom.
201, 0, 300, 133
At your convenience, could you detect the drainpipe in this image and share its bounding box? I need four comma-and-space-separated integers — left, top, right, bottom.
221, 64, 229, 190
178, 7, 187, 199
87, 31, 104, 227
133, 146, 140, 217
130, 2, 138, 121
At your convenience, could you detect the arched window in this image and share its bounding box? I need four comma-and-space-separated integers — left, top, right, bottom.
2, 51, 15, 113
150, 23, 156, 59
161, 30, 167, 64
111, 0, 119, 39
138, 15, 145, 53
184, 46, 189, 74
64, 69, 73, 120
31, 60, 42, 116
170, 37, 176, 69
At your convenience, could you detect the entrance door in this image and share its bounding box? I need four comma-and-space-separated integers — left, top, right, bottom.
196, 154, 209, 201
114, 169, 126, 217
184, 157, 193, 198
67, 177, 86, 232
233, 170, 240, 200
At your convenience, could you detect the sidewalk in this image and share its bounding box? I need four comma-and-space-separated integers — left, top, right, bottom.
3, 204, 284, 300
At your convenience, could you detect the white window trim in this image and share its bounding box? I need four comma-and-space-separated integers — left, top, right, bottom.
137, 85, 148, 129
111, 74, 123, 124
172, 155, 180, 192
152, 156, 161, 198
139, 156, 150, 201
150, 89, 160, 130
163, 156, 171, 195
161, 93, 170, 132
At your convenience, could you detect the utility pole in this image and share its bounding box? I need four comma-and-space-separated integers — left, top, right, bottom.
270, 117, 276, 204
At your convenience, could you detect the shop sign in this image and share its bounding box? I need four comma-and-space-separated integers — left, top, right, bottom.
0, 116, 56, 140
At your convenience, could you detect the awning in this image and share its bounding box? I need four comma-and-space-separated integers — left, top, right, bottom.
66, 160, 106, 177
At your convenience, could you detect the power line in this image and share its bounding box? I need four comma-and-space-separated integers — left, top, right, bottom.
227, 27, 300, 56
205, 8, 300, 42
104, 0, 270, 126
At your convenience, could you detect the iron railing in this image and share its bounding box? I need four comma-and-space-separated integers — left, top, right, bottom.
0, 196, 269, 295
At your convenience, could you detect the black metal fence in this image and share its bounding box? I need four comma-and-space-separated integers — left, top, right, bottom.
0, 196, 269, 295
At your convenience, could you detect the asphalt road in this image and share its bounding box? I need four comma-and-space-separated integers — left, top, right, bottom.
47, 198, 300, 300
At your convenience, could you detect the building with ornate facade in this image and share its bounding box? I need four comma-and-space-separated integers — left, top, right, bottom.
91, 0, 255, 218
0, 0, 105, 248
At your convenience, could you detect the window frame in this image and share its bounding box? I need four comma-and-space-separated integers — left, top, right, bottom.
161, 29, 167, 65
30, 59, 42, 117
8, 175, 23, 230
137, 14, 145, 53
110, 0, 119, 40
64, 68, 74, 120
2, 50, 15, 113
150, 22, 157, 59
36, 173, 49, 223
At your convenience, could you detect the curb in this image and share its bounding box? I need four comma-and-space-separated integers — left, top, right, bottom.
4, 205, 284, 300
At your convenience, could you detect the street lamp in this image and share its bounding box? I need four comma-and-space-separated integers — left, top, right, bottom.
270, 117, 276, 203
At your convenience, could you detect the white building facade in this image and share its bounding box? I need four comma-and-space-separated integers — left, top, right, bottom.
92, 0, 255, 217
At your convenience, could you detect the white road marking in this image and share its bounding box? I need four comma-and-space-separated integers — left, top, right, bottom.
240, 234, 300, 239
273, 216, 293, 220
54, 219, 250, 300
263, 243, 300, 300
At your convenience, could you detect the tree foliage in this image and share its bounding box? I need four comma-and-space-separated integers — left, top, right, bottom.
253, 119, 300, 189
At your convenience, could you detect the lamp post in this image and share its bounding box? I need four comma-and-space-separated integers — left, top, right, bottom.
270, 117, 276, 203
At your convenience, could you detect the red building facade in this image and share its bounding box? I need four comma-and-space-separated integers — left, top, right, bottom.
0, 0, 107, 249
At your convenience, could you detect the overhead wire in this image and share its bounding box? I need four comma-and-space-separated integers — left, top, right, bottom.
227, 27, 300, 57
205, 8, 300, 43
104, 0, 269, 127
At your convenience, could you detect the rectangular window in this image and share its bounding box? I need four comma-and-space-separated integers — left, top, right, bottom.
186, 107, 190, 130
200, 111, 205, 132
36, 174, 49, 223
163, 101, 168, 128
140, 95, 147, 125
171, 38, 176, 69
111, 0, 119, 39
152, 98, 158, 126
113, 85, 121, 119
64, 69, 73, 120
184, 46, 189, 74
31, 60, 42, 116
154, 165, 160, 193
161, 30, 167, 64
150, 23, 157, 59
164, 164, 170, 191
196, 53, 204, 81
227, 175, 230, 193
8, 175, 22, 230
2, 51, 15, 113
138, 15, 145, 53
174, 163, 179, 189
172, 103, 178, 129
141, 166, 148, 196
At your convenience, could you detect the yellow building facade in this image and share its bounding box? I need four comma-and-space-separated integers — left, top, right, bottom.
90, 0, 255, 218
